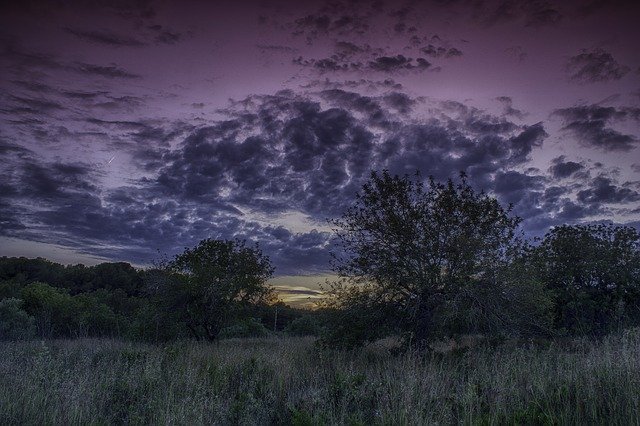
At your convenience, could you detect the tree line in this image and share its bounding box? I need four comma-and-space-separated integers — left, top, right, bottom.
0, 249, 319, 341
1, 170, 639, 347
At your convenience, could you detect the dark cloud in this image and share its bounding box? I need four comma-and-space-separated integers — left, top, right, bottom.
0, 141, 32, 157
508, 122, 547, 164
31, 91, 551, 266
1, 86, 635, 273
10, 80, 56, 93
84, 118, 191, 148
574, 0, 640, 18
65, 28, 146, 47
73, 62, 141, 79
496, 96, 525, 119
148, 25, 185, 45
471, 0, 563, 27
280, 2, 376, 46
523, 1, 563, 27
21, 161, 98, 199
383, 92, 415, 114
577, 175, 640, 204
3, 44, 141, 80
256, 44, 298, 53
554, 104, 640, 151
549, 156, 585, 179
294, 53, 432, 74
420, 45, 463, 58
493, 170, 546, 204
368, 55, 431, 72
439, 100, 520, 135
4, 95, 65, 115
301, 78, 403, 91
293, 40, 431, 75
1, 145, 338, 271
566, 48, 630, 84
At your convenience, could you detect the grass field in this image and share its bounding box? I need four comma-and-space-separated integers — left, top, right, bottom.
1, 332, 640, 425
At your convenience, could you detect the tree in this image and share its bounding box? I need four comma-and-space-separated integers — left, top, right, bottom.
531, 224, 640, 335
322, 170, 552, 347
158, 239, 276, 340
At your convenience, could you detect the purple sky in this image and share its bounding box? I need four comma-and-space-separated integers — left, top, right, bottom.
1, 0, 639, 305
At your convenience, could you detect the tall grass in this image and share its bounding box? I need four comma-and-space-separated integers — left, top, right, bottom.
1, 331, 640, 425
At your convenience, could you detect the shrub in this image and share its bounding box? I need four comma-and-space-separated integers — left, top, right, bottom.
285, 315, 323, 336
0, 298, 35, 340
219, 318, 270, 338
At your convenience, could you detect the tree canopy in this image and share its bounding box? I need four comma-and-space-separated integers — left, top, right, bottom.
322, 170, 552, 347
157, 239, 276, 340
531, 224, 640, 335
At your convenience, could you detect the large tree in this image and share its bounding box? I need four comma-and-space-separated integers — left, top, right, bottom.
157, 239, 276, 340
322, 170, 552, 347
531, 224, 640, 335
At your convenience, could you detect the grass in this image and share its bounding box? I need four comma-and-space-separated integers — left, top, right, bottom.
1, 331, 640, 425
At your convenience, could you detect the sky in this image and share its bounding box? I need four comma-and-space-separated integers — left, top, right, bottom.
1, 0, 639, 307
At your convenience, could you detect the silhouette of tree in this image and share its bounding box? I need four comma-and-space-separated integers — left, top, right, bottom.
159, 239, 276, 340
322, 170, 552, 347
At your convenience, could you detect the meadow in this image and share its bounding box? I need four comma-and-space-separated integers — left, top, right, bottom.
2, 332, 640, 425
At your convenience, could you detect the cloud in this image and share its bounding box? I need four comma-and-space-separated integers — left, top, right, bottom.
496, 96, 525, 119
420, 45, 463, 58
548, 156, 585, 179
493, 170, 546, 204
4, 95, 65, 115
566, 48, 630, 84
65, 28, 146, 47
369, 55, 431, 72
522, 1, 563, 27
256, 44, 298, 53
148, 25, 185, 45
577, 175, 640, 204
290, 11, 370, 42
301, 78, 403, 91
3, 44, 141, 79
73, 62, 141, 79
293, 40, 433, 74
3, 88, 636, 274
471, 0, 563, 27
554, 104, 640, 151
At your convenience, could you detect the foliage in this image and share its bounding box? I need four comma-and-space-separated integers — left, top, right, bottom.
285, 314, 324, 336
20, 282, 78, 337
219, 317, 270, 338
531, 224, 640, 335
323, 170, 549, 347
0, 298, 35, 340
0, 257, 144, 296
155, 239, 276, 340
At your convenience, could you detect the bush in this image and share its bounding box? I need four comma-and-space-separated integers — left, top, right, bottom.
0, 298, 35, 340
219, 318, 270, 338
285, 315, 323, 336
20, 282, 78, 337
531, 224, 640, 335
